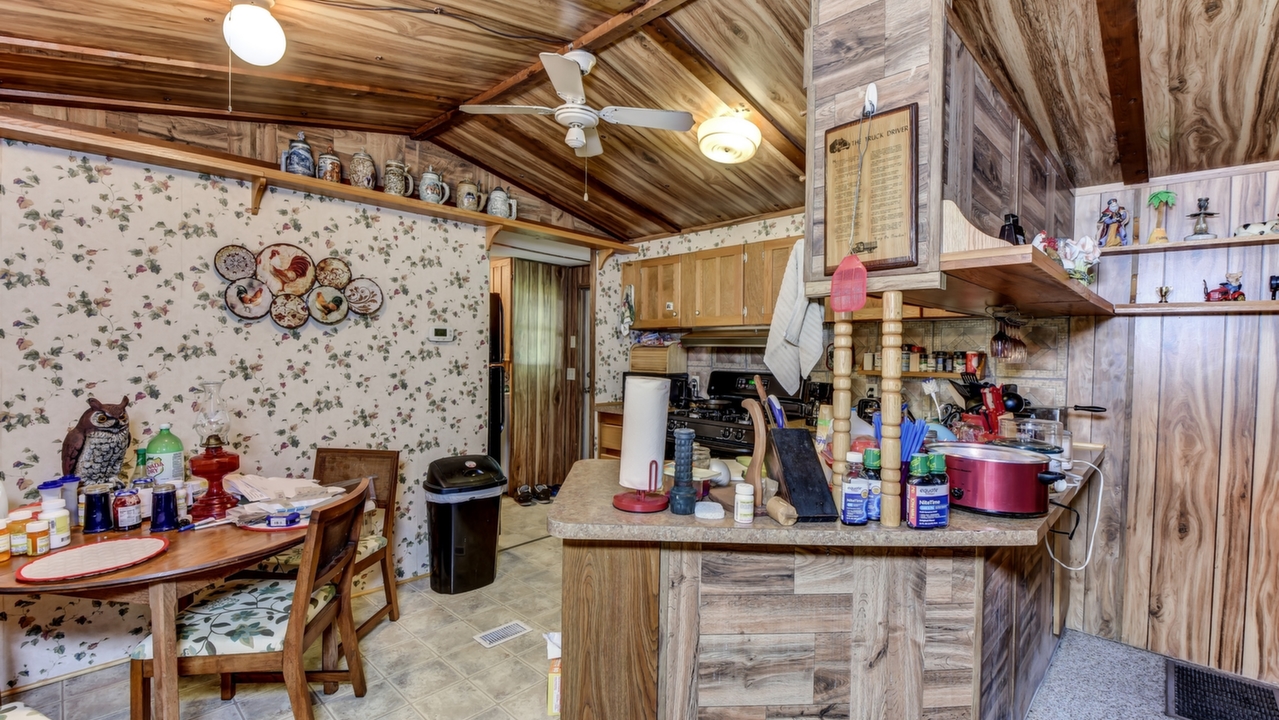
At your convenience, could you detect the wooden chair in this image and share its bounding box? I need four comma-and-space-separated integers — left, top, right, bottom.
129, 479, 370, 720
254, 448, 401, 639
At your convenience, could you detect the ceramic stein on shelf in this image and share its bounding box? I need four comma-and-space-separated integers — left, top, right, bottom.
457, 179, 486, 211
485, 186, 518, 219
418, 166, 451, 205
383, 160, 414, 197
349, 148, 376, 190
316, 146, 342, 183
280, 132, 315, 177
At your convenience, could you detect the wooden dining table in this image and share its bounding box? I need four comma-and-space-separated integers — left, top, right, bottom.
0, 521, 307, 720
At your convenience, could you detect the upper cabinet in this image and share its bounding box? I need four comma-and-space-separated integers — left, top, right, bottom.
688, 246, 745, 327
623, 255, 688, 329
743, 238, 798, 326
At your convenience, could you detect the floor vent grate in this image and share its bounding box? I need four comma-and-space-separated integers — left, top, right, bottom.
474, 621, 533, 649
1167, 658, 1279, 720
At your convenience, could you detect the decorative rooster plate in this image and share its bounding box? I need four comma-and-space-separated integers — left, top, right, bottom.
307, 286, 349, 324
256, 244, 316, 296
315, 257, 352, 289
225, 277, 272, 319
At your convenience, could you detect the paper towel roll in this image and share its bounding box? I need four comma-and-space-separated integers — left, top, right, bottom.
619, 376, 670, 491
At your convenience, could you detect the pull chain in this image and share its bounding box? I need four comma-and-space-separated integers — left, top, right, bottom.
227, 49, 233, 113
583, 157, 589, 202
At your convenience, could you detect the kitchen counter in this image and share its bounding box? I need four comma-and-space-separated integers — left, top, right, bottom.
553, 445, 1107, 720
594, 401, 624, 414
549, 445, 1102, 547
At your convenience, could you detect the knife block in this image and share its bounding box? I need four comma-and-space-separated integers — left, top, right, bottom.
766, 428, 838, 522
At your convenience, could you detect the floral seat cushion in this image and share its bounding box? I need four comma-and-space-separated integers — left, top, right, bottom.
130, 578, 335, 660
0, 703, 53, 720
254, 534, 387, 574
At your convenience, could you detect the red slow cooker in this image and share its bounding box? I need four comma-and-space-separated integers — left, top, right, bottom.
931, 442, 1064, 517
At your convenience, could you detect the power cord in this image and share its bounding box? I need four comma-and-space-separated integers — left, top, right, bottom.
1045, 459, 1104, 572
304, 1, 568, 44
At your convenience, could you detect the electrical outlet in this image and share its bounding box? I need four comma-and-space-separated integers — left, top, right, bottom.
867, 382, 878, 399
569, 335, 576, 349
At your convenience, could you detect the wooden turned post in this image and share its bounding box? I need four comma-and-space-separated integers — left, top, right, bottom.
830, 311, 854, 489
880, 290, 904, 527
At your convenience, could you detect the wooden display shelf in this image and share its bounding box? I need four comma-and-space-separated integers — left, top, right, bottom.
0, 111, 636, 255
857, 370, 963, 379
1113, 301, 1279, 316
1100, 233, 1279, 256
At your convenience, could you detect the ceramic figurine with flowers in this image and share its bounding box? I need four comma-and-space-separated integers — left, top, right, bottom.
1032, 232, 1101, 285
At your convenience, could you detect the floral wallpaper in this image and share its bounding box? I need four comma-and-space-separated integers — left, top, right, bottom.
0, 140, 488, 688
594, 213, 806, 404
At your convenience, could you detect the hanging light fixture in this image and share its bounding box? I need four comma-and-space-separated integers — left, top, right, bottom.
697, 115, 762, 164
223, 0, 287, 67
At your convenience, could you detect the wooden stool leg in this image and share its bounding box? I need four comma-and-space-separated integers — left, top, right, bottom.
220, 673, 236, 701
381, 553, 399, 622
322, 624, 339, 695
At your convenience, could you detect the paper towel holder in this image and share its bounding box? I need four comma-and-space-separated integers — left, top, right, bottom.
614, 460, 669, 513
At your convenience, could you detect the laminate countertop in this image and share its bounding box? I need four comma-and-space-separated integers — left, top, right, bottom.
548, 445, 1105, 548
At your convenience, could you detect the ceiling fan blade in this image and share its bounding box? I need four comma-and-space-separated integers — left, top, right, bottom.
459, 104, 556, 115
599, 106, 694, 131
575, 127, 603, 158
540, 52, 586, 104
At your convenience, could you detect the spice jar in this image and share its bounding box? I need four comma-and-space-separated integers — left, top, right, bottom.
113, 489, 142, 531
25, 521, 49, 557
8, 510, 33, 556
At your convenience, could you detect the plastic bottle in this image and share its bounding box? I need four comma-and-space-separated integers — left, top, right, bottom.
0, 525, 9, 562
841, 452, 868, 526
8, 510, 33, 556
25, 521, 49, 557
37, 479, 63, 505
863, 448, 882, 522
40, 499, 70, 549
60, 475, 80, 527
733, 483, 755, 524
145, 425, 185, 485
906, 453, 950, 529
129, 449, 155, 520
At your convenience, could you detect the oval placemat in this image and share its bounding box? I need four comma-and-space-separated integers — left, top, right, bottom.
16, 537, 170, 583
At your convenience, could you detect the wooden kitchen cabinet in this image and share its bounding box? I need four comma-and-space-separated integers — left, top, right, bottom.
621, 255, 687, 329
686, 245, 745, 327
743, 237, 799, 326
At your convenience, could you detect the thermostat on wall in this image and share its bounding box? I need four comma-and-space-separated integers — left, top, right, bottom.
428, 326, 456, 343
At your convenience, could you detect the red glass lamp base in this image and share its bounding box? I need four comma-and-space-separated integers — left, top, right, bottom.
189, 445, 241, 521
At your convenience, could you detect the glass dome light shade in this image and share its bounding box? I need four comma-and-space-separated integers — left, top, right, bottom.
697, 116, 762, 164
223, 2, 286, 67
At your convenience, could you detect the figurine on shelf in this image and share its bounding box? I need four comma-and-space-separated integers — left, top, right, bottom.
1186, 197, 1219, 241
1033, 232, 1100, 286
1271, 276, 1279, 301
1234, 216, 1279, 236
1145, 190, 1176, 244
1204, 272, 1246, 302
1157, 286, 1172, 303
61, 396, 132, 486
1097, 198, 1130, 246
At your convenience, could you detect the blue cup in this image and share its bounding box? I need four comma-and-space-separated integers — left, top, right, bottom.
149, 485, 179, 532
82, 484, 114, 534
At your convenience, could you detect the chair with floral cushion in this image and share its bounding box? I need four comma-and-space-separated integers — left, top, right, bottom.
128, 479, 370, 720
0, 702, 53, 719
253, 448, 401, 639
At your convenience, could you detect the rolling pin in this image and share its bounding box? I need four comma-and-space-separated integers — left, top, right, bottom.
766, 497, 798, 526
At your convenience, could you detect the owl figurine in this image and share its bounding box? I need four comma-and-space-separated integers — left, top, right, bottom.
61, 396, 133, 486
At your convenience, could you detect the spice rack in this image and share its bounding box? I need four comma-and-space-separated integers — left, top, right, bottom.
856, 370, 963, 379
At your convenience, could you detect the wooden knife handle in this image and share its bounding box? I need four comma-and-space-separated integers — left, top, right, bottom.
742, 398, 768, 507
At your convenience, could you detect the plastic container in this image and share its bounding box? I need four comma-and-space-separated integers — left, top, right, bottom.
734, 483, 754, 524
863, 448, 882, 522
145, 425, 185, 484
424, 455, 508, 594
82, 484, 114, 534
60, 476, 80, 528
37, 479, 64, 505
40, 499, 70, 549
25, 521, 49, 557
8, 510, 33, 556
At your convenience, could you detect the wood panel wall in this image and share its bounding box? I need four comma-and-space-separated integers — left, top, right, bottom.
1060, 163, 1279, 683
942, 27, 1074, 240
510, 260, 588, 492
0, 102, 604, 234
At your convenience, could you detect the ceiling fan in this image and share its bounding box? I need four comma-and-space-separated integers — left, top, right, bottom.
459, 50, 695, 158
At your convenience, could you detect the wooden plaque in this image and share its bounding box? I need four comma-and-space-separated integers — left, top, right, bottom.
823, 104, 918, 273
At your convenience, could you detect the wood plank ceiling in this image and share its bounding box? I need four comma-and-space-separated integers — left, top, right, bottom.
0, 0, 808, 240
950, 0, 1279, 188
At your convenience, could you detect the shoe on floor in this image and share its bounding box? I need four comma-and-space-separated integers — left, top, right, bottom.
533, 484, 553, 504
515, 485, 535, 506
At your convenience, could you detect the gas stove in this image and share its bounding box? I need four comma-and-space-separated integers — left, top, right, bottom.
664, 371, 806, 456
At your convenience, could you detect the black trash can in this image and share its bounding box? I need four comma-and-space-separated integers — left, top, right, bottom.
425, 455, 508, 594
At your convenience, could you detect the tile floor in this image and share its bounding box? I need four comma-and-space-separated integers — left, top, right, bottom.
1, 496, 560, 720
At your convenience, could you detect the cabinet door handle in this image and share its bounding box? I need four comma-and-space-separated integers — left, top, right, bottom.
695, 310, 701, 316
672, 311, 677, 317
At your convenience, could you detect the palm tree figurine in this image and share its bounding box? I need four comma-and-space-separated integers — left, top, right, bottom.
1146, 190, 1177, 244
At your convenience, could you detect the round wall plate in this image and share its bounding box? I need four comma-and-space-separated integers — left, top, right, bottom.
343, 277, 384, 315
270, 293, 309, 329
256, 244, 316, 296
307, 286, 350, 325
315, 257, 352, 289
225, 277, 272, 319
214, 245, 256, 282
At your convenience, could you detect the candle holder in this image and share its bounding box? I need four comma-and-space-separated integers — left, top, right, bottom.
189, 381, 240, 521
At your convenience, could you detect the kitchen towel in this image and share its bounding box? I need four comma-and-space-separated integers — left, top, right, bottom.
618, 376, 671, 491
764, 238, 824, 395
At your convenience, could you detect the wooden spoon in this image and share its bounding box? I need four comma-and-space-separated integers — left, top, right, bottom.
741, 398, 768, 508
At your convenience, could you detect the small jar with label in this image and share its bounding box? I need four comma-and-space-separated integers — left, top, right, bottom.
40, 499, 71, 549
0, 521, 9, 562
113, 489, 142, 532
25, 521, 50, 557
8, 510, 33, 556
132, 478, 155, 520
733, 483, 755, 525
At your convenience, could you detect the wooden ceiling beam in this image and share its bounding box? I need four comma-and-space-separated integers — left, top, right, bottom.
1095, 0, 1150, 184
410, 0, 696, 141
0, 35, 452, 106
644, 17, 805, 172
0, 89, 410, 135
463, 114, 681, 233
428, 132, 630, 240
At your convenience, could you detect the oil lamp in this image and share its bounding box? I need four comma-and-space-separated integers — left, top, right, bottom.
189, 381, 240, 520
